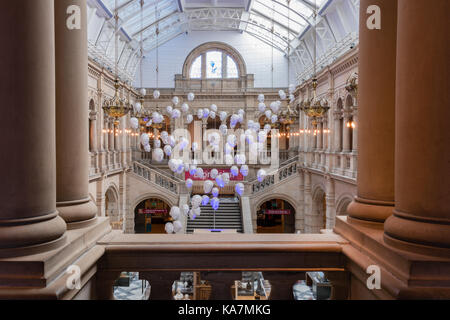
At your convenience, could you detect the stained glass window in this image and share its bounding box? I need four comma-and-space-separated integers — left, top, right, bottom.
206, 51, 222, 79
190, 55, 202, 79
226, 56, 239, 78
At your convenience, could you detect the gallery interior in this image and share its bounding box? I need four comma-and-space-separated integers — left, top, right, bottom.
0, 0, 448, 300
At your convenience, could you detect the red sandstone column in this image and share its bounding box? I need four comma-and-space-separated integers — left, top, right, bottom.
384, 0, 450, 255
347, 0, 397, 223
0, 0, 67, 255
55, 0, 97, 228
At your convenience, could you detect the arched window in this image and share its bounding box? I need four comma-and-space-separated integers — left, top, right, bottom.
184, 42, 246, 80
206, 51, 223, 78
227, 56, 239, 78
189, 56, 202, 79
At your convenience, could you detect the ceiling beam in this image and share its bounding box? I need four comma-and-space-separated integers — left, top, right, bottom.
115, 0, 137, 12
251, 8, 301, 35
132, 10, 178, 37
122, 0, 174, 31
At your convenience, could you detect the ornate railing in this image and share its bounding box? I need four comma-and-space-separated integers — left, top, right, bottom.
249, 156, 300, 195
251, 175, 276, 194
279, 162, 298, 182
132, 162, 180, 195
138, 160, 184, 183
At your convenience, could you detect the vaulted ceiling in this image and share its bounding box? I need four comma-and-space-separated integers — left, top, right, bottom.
87, 0, 359, 84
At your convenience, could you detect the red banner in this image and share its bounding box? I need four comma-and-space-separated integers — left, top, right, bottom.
264, 210, 291, 215
185, 168, 244, 181
138, 209, 168, 215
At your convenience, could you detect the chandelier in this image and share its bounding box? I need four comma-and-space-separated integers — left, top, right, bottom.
102, 1, 132, 125
299, 79, 330, 126
129, 0, 165, 134
103, 80, 133, 125
298, 1, 329, 127
280, 100, 298, 125
279, 1, 298, 126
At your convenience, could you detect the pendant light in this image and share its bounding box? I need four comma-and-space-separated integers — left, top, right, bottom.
102, 0, 132, 125
299, 0, 329, 127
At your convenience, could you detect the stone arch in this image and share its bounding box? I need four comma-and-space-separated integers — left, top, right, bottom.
255, 193, 299, 212
309, 186, 326, 232
336, 195, 353, 216
182, 42, 247, 78
131, 193, 177, 213
89, 98, 96, 110
255, 194, 298, 234
105, 185, 119, 224
133, 195, 174, 234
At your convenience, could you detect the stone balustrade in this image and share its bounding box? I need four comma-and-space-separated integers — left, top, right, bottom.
250, 156, 300, 195
132, 162, 180, 195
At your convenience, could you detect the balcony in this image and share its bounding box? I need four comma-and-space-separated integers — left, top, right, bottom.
95, 232, 350, 300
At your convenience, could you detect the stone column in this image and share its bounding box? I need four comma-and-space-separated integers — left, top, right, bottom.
89, 111, 98, 152
109, 120, 114, 152
55, 0, 97, 228
347, 0, 397, 223
303, 170, 313, 233
333, 112, 342, 152
317, 121, 323, 150
351, 108, 358, 153
0, 0, 67, 255
342, 113, 351, 153
296, 171, 305, 233
89, 111, 98, 174
384, 0, 450, 256
103, 118, 108, 151
322, 119, 328, 151
103, 117, 109, 170
325, 176, 336, 229
113, 122, 119, 151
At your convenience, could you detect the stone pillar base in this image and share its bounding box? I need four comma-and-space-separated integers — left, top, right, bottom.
334, 216, 450, 299
0, 218, 111, 297
57, 198, 98, 229
384, 214, 450, 259
0, 213, 67, 258
347, 197, 394, 224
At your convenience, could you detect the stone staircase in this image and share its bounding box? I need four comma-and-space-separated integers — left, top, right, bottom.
186, 198, 243, 234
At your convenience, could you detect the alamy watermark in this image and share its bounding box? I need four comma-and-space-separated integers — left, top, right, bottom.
366, 265, 381, 290
66, 265, 81, 290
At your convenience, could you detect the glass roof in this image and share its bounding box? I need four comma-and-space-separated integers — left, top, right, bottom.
98, 0, 329, 53
88, 0, 359, 84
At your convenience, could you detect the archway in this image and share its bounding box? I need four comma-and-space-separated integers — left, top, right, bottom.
336, 197, 352, 216
134, 197, 172, 234
256, 199, 296, 234
105, 187, 121, 230
311, 188, 326, 232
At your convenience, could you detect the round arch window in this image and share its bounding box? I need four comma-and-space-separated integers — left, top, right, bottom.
189, 50, 240, 79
